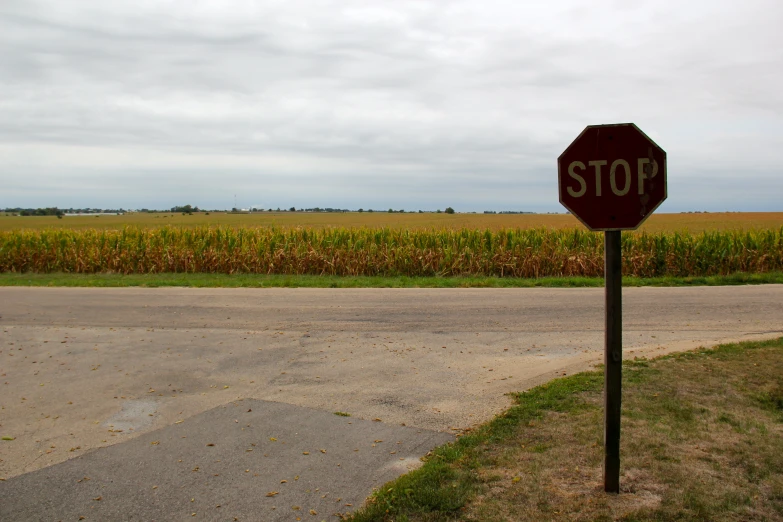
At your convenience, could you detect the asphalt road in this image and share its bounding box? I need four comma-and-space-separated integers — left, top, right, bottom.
1, 285, 782, 520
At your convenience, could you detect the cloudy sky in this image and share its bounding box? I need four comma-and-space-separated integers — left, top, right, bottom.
1, 0, 781, 212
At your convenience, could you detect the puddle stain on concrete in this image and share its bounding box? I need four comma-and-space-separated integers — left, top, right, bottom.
104, 399, 158, 432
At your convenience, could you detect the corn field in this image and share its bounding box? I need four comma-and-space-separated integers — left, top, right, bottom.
0, 226, 781, 278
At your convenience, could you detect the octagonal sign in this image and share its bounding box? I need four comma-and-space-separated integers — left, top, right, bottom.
558, 123, 667, 231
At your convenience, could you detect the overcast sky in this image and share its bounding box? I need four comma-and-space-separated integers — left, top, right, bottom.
1, 0, 781, 212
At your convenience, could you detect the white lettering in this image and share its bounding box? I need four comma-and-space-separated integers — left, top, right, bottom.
610, 159, 631, 196
589, 160, 607, 196
637, 158, 659, 195
567, 161, 587, 197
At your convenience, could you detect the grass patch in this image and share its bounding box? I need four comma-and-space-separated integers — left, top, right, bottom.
348, 337, 783, 521
348, 373, 604, 521
334, 411, 352, 417
1, 271, 782, 288
754, 385, 783, 422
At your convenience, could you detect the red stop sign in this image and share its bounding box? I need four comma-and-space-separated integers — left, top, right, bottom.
558, 123, 667, 231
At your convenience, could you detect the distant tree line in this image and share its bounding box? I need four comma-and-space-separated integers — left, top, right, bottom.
239, 207, 460, 213
171, 205, 199, 214
12, 207, 64, 218
3, 207, 127, 217
3, 206, 481, 216
483, 211, 535, 214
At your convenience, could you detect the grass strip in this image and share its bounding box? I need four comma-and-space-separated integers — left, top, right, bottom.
0, 271, 782, 288
348, 337, 783, 521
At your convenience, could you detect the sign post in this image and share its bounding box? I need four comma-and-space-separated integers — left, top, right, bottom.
557, 123, 667, 493
604, 229, 622, 492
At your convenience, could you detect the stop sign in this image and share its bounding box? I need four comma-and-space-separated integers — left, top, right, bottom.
558, 123, 667, 231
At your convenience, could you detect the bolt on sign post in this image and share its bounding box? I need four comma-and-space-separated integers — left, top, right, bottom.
557, 123, 667, 493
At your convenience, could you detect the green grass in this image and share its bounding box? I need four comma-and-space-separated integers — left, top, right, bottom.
349, 371, 605, 522
1, 271, 782, 288
348, 337, 783, 521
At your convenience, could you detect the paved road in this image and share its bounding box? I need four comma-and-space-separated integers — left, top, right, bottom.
1, 286, 782, 520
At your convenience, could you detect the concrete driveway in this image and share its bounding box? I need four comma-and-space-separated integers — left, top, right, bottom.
1, 285, 782, 519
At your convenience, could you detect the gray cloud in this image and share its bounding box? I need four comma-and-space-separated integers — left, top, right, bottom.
1, 0, 782, 211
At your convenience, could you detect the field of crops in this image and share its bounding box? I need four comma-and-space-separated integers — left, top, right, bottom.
1, 226, 781, 278
2, 211, 783, 234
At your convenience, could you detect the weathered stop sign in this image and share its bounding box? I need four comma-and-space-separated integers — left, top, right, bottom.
557, 123, 667, 494
558, 123, 667, 230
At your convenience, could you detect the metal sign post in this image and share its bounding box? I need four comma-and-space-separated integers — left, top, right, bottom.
603, 230, 622, 493
557, 123, 667, 493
